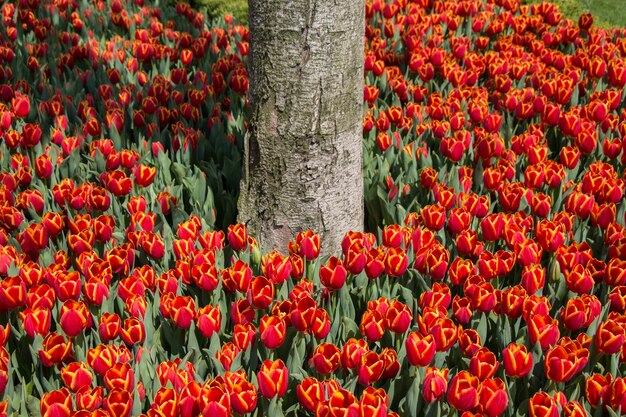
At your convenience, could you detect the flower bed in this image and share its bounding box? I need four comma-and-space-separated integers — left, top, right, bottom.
0, 0, 626, 416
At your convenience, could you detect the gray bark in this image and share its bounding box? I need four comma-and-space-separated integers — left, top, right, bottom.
238, 0, 365, 255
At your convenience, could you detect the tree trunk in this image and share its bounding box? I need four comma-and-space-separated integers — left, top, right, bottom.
238, 0, 365, 255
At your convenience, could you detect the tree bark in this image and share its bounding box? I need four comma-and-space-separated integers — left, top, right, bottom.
239, 0, 365, 255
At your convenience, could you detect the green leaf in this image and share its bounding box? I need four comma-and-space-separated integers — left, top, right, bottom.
268, 397, 285, 417
286, 333, 307, 375
476, 312, 488, 343
132, 382, 142, 416
207, 332, 222, 358
25, 395, 39, 417
339, 286, 355, 325
341, 317, 360, 341
172, 162, 187, 183
423, 400, 441, 417
607, 406, 622, 417
406, 376, 421, 417
192, 168, 207, 204
586, 302, 611, 338
187, 321, 200, 353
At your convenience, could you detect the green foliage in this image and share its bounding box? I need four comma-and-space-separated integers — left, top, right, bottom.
525, 0, 626, 28
582, 0, 626, 28
194, 0, 248, 22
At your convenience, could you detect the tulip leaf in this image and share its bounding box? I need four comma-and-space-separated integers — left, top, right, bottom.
7, 261, 19, 277
339, 286, 356, 323
268, 397, 285, 417
496, 315, 511, 350
286, 333, 307, 376
330, 301, 342, 340
25, 394, 39, 417
411, 269, 431, 294
476, 312, 488, 343
586, 302, 610, 339
144, 296, 157, 347
341, 317, 360, 341
94, 148, 106, 173
406, 376, 421, 417
172, 208, 189, 230
506, 375, 517, 415
434, 351, 447, 369
132, 383, 142, 416
207, 332, 222, 357
514, 400, 528, 417
172, 162, 187, 183
192, 168, 207, 204
607, 408, 622, 417
609, 352, 619, 378
187, 321, 200, 353
423, 401, 440, 417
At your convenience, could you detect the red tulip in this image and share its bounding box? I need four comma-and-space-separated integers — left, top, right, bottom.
76, 386, 103, 411
359, 386, 388, 417
527, 314, 560, 350
232, 323, 256, 351
121, 317, 145, 345
11, 92, 30, 118
310, 342, 341, 375
104, 362, 135, 392
595, 319, 626, 355
320, 256, 347, 290
40, 388, 72, 417
545, 338, 588, 383
296, 377, 324, 412
528, 392, 559, 417
61, 362, 93, 392
585, 372, 612, 408
196, 305, 221, 338
259, 315, 286, 349
169, 296, 196, 329
200, 380, 231, 417
327, 388, 359, 417
295, 230, 321, 260
447, 371, 479, 412
225, 372, 257, 415
469, 348, 499, 381
360, 309, 385, 342
87, 345, 117, 377
59, 300, 92, 337
310, 307, 331, 339
257, 359, 288, 398
247, 275, 274, 309
384, 299, 412, 333
357, 351, 384, 386
384, 247, 409, 277
422, 367, 449, 403
478, 378, 509, 417
38, 333, 72, 367
263, 250, 292, 284
502, 343, 533, 378
98, 312, 121, 342
405, 332, 436, 367
341, 338, 368, 370
104, 388, 133, 417
19, 307, 51, 338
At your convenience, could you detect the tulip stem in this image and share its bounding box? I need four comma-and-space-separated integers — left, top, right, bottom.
395, 331, 403, 354
609, 352, 619, 378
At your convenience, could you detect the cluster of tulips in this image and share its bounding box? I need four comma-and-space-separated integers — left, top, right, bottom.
1, 0, 626, 415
